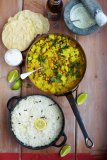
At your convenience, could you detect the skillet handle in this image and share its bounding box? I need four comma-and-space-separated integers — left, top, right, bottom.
7, 96, 21, 112
66, 92, 94, 149
52, 132, 67, 148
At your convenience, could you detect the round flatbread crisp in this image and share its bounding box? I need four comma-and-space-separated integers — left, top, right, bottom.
36, 13, 50, 34
2, 18, 36, 51
23, 10, 44, 34
2, 10, 50, 51
11, 10, 44, 35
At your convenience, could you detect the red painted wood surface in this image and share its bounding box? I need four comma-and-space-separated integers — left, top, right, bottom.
0, 153, 107, 160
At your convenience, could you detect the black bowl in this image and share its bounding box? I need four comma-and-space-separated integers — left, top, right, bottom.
7, 95, 67, 150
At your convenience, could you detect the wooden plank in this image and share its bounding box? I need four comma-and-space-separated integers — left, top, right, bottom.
0, 0, 21, 153
0, 153, 74, 160
21, 0, 76, 156
76, 0, 107, 156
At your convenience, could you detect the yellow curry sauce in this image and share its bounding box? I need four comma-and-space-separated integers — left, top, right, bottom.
26, 34, 86, 94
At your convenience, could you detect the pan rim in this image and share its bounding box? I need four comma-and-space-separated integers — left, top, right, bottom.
8, 94, 65, 150
26, 33, 87, 95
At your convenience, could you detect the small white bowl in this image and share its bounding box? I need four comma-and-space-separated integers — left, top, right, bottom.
4, 49, 23, 66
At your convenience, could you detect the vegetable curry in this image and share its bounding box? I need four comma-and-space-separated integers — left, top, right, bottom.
26, 34, 86, 94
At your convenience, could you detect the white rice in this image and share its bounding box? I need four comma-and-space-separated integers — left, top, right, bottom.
11, 95, 63, 148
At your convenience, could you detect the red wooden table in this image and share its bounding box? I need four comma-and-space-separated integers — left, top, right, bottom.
0, 0, 107, 160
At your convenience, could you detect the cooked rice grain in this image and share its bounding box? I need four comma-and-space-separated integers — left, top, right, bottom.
11, 95, 63, 148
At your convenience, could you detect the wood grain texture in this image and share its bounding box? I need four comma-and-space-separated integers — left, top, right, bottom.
0, 0, 21, 153
0, 0, 107, 159
22, 0, 76, 155
76, 0, 107, 156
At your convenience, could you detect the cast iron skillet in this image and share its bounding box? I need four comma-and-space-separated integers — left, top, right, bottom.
7, 95, 67, 150
26, 33, 94, 149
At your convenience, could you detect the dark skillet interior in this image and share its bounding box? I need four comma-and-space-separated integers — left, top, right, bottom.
26, 33, 87, 95
8, 95, 65, 150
